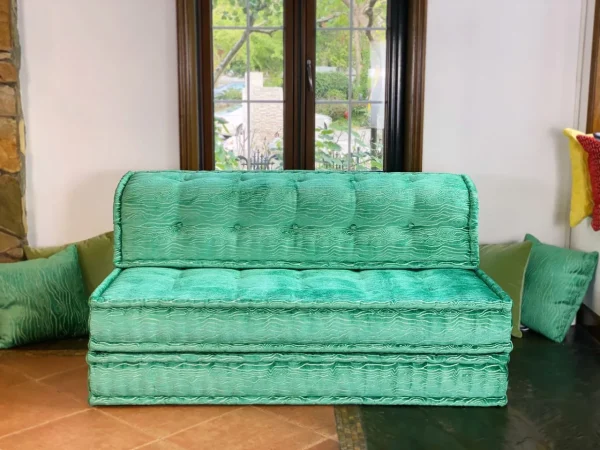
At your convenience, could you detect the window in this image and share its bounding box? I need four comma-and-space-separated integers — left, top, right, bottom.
177, 0, 427, 171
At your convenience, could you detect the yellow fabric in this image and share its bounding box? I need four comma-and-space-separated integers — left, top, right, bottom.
564, 128, 593, 227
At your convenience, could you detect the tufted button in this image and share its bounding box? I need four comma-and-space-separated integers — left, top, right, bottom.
408, 222, 415, 229
349, 224, 357, 231
233, 224, 241, 231
292, 224, 299, 231
173, 221, 183, 231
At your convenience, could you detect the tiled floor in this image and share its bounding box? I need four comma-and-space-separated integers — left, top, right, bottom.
0, 340, 339, 450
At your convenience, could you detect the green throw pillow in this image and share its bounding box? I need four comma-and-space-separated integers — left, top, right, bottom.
0, 245, 89, 348
24, 231, 114, 296
522, 233, 598, 342
479, 242, 533, 338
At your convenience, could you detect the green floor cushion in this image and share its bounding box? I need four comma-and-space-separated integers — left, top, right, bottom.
24, 231, 114, 296
0, 245, 88, 348
522, 234, 598, 342
479, 242, 533, 338
87, 351, 509, 406
89, 267, 512, 354
114, 171, 480, 270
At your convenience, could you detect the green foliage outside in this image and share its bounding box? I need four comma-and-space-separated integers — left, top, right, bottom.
315, 124, 382, 171
214, 118, 239, 170
315, 72, 349, 99
215, 88, 243, 101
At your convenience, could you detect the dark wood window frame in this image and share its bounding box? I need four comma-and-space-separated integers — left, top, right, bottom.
176, 0, 427, 172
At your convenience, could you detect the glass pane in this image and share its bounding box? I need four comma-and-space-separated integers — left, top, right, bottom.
351, 104, 384, 170
212, 0, 246, 27
215, 102, 283, 171
352, 30, 386, 100
315, 104, 350, 170
213, 30, 248, 97
314, 104, 383, 171
214, 102, 245, 170
317, 0, 350, 27
250, 0, 284, 27
354, 0, 387, 28
249, 30, 284, 94
315, 31, 350, 101
242, 102, 283, 170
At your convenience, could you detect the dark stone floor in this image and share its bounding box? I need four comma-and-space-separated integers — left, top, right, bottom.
345, 327, 600, 450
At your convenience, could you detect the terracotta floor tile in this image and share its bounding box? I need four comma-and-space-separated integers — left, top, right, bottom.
306, 439, 340, 450
0, 380, 86, 437
0, 351, 86, 380
259, 406, 338, 438
0, 409, 153, 450
167, 406, 324, 450
39, 366, 89, 405
0, 363, 30, 388
101, 405, 238, 439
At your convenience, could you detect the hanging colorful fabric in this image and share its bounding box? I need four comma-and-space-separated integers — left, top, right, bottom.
576, 134, 600, 231
563, 129, 593, 227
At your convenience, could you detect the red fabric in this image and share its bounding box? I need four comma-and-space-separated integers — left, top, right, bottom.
576, 135, 600, 230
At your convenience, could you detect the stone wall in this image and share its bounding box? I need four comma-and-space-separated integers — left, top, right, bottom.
0, 0, 25, 262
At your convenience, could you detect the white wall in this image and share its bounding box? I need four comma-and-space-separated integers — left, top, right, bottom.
423, 0, 585, 247
19, 0, 180, 246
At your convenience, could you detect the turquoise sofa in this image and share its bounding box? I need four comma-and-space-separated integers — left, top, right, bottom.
87, 171, 512, 406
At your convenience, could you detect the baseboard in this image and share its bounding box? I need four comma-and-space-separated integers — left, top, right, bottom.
577, 304, 600, 343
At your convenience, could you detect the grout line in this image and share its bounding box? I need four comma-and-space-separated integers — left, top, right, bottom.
101, 405, 242, 446
95, 408, 157, 439
0, 363, 37, 385
300, 436, 331, 450
0, 408, 89, 441
256, 406, 339, 440
159, 406, 243, 440
35, 362, 87, 382
130, 437, 188, 450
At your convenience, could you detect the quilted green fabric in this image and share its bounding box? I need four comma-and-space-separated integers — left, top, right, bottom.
114, 171, 479, 269
87, 352, 509, 406
0, 245, 88, 348
522, 234, 598, 342
89, 267, 512, 354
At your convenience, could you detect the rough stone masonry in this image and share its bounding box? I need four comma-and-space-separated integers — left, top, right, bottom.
0, 0, 25, 262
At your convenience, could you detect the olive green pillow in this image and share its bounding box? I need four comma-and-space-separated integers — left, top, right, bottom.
0, 245, 88, 348
479, 242, 533, 338
24, 231, 113, 296
522, 234, 598, 342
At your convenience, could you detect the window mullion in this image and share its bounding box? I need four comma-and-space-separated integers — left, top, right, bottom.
198, 0, 214, 170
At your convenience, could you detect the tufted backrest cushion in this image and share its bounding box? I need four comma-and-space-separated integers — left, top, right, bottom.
114, 171, 479, 269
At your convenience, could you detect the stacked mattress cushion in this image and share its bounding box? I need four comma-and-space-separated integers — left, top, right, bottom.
88, 171, 513, 406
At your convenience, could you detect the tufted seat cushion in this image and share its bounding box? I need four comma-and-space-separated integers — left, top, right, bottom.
113, 171, 479, 270
89, 267, 512, 354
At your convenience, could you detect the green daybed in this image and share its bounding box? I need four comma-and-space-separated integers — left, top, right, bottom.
87, 171, 512, 406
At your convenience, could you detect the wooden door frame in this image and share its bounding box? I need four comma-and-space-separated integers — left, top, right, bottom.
176, 0, 427, 172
